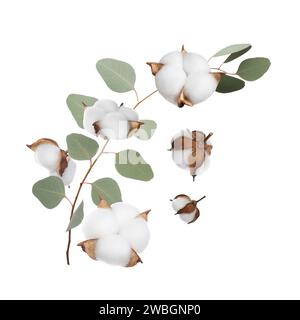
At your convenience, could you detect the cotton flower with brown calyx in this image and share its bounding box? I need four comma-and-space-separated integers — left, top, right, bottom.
79, 198, 151, 267
26, 138, 76, 186
170, 194, 206, 224
147, 45, 222, 107
169, 129, 213, 181
83, 99, 143, 139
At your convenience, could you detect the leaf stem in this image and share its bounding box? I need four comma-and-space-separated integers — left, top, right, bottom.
102, 151, 116, 154
196, 196, 206, 203
66, 139, 110, 265
64, 196, 73, 207
133, 90, 158, 110
133, 88, 139, 103
210, 68, 236, 76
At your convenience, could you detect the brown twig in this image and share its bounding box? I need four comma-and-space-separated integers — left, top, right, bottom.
133, 90, 158, 109
66, 139, 110, 265
133, 88, 139, 103
64, 196, 73, 207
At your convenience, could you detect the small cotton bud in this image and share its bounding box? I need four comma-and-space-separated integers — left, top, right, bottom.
100, 112, 129, 139
171, 194, 191, 211
34, 143, 61, 171
50, 158, 76, 186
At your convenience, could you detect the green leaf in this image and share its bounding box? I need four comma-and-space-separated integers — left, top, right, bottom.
66, 94, 97, 128
237, 57, 271, 81
115, 149, 154, 181
66, 201, 84, 231
224, 45, 252, 63
96, 58, 136, 93
134, 120, 157, 140
32, 176, 65, 209
213, 44, 251, 59
91, 178, 122, 206
66, 133, 99, 160
216, 75, 245, 93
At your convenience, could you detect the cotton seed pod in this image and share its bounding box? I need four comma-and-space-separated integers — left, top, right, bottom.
171, 194, 205, 224
83, 100, 142, 139
78, 235, 142, 267
169, 130, 213, 181
147, 45, 223, 107
27, 138, 76, 185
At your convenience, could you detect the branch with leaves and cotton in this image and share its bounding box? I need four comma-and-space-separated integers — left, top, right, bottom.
27, 58, 157, 266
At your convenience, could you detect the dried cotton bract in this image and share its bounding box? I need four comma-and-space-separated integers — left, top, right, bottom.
83, 99, 143, 139
27, 138, 76, 186
171, 194, 206, 224
169, 130, 213, 181
79, 199, 150, 267
147, 46, 222, 107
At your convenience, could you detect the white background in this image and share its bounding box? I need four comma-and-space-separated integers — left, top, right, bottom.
0, 0, 299, 299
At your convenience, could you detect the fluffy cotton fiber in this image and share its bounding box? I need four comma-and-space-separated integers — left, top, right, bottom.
34, 143, 61, 171
95, 234, 132, 266
154, 49, 218, 106
119, 218, 150, 253
82, 208, 119, 239
111, 202, 139, 228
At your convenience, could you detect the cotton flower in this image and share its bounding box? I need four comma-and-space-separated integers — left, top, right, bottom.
147, 46, 222, 107
83, 99, 143, 139
169, 130, 213, 181
27, 138, 76, 186
78, 199, 151, 267
171, 194, 206, 224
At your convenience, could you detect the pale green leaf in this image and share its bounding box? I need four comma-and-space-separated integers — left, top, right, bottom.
213, 44, 251, 58
66, 133, 99, 160
96, 58, 136, 92
32, 176, 65, 209
115, 149, 154, 181
66, 201, 84, 231
237, 57, 271, 81
134, 120, 157, 140
66, 94, 97, 128
91, 178, 122, 206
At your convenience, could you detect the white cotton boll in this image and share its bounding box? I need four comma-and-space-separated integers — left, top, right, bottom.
160, 51, 183, 68
179, 210, 197, 223
172, 149, 192, 169
119, 218, 150, 253
83, 106, 107, 136
50, 159, 77, 186
34, 144, 61, 171
111, 202, 139, 228
183, 53, 210, 75
100, 112, 129, 139
172, 197, 191, 211
61, 159, 76, 185
82, 208, 119, 239
155, 66, 186, 104
93, 99, 118, 113
95, 234, 131, 266
119, 106, 139, 121
171, 129, 192, 141
184, 73, 218, 105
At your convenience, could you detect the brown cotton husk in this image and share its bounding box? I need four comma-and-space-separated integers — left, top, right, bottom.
127, 249, 143, 267
171, 135, 193, 151
177, 90, 193, 108
92, 121, 101, 136
57, 150, 68, 176
98, 199, 111, 208
176, 200, 197, 215
128, 121, 144, 137
181, 45, 187, 54
188, 207, 200, 224
138, 209, 151, 221
212, 72, 223, 82
77, 239, 97, 260
146, 62, 164, 76
26, 138, 59, 151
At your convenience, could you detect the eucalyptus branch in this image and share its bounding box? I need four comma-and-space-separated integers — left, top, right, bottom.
133, 90, 158, 109
66, 139, 110, 265
210, 67, 236, 76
